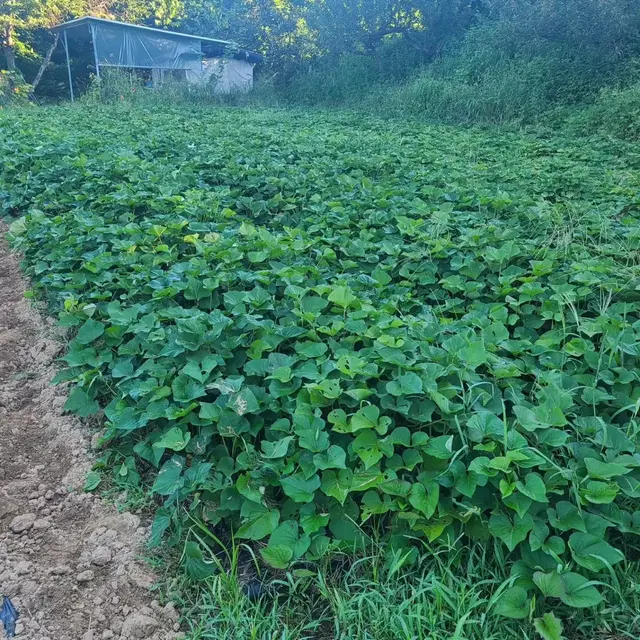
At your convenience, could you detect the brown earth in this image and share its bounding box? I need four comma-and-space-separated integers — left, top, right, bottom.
0, 228, 184, 640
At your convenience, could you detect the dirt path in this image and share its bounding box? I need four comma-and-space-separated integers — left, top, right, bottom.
0, 230, 183, 640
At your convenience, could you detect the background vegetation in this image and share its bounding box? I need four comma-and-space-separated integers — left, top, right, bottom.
2, 0, 640, 135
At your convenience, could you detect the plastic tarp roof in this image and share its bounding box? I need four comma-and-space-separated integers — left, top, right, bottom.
54, 17, 264, 67
93, 20, 202, 70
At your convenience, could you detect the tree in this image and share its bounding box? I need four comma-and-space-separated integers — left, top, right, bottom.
177, 0, 314, 68
1, 0, 157, 95
2, 0, 95, 71
302, 0, 481, 62
1, 0, 86, 94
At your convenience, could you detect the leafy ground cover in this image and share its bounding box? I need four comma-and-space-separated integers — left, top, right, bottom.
1, 104, 640, 638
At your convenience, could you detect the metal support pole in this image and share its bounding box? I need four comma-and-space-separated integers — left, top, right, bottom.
63, 30, 74, 102
90, 24, 100, 80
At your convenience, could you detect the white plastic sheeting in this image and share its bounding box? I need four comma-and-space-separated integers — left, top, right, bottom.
186, 58, 255, 93
93, 21, 202, 70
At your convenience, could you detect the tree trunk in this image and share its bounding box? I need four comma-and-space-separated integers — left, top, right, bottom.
374, 50, 384, 75
3, 27, 16, 72
30, 33, 60, 96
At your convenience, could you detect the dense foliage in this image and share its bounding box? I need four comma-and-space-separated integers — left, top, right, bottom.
1, 106, 640, 620
3, 0, 640, 130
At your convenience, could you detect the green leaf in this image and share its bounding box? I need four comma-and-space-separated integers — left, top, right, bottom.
352, 430, 385, 468
530, 519, 550, 551
84, 471, 101, 492
261, 436, 294, 459
152, 457, 184, 496
268, 520, 298, 547
494, 586, 530, 619
300, 512, 330, 535
533, 571, 602, 608
199, 402, 221, 421
489, 513, 534, 551
409, 482, 439, 519
313, 445, 347, 470
295, 341, 329, 358
328, 409, 349, 432
569, 533, 623, 571
297, 428, 330, 453
281, 473, 321, 503
183, 542, 216, 580
386, 372, 423, 396
328, 285, 356, 308
150, 507, 171, 547
321, 469, 352, 505
237, 507, 280, 540
533, 613, 564, 640
183, 360, 207, 382
558, 573, 603, 608
585, 458, 631, 480
269, 520, 310, 558
350, 404, 390, 434
379, 478, 411, 497
237, 474, 263, 503
467, 412, 504, 442
300, 296, 329, 314
503, 492, 532, 519
153, 426, 191, 451
458, 339, 487, 367
533, 570, 564, 598
75, 319, 105, 345
260, 545, 293, 569
64, 388, 100, 417
424, 435, 454, 459
547, 501, 586, 532
516, 473, 547, 503
582, 480, 618, 504
172, 375, 206, 402
329, 510, 364, 544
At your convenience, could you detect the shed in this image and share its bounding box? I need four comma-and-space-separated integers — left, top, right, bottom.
52, 16, 263, 100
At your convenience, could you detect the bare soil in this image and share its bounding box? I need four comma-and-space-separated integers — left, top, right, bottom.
0, 228, 183, 640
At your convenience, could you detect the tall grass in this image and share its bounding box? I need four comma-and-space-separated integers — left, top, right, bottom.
162, 534, 640, 640
561, 82, 640, 141
268, 2, 640, 132
80, 67, 275, 109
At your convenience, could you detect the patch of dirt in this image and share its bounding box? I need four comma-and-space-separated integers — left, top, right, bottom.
0, 228, 184, 640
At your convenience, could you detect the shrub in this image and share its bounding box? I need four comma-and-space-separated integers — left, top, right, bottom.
565, 82, 640, 141
0, 70, 31, 107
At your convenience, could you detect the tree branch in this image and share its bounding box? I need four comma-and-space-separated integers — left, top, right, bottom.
29, 33, 60, 97
362, 26, 410, 48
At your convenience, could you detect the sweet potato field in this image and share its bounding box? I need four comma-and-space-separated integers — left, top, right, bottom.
1, 105, 640, 634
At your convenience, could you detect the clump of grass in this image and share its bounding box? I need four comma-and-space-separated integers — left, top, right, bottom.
171, 535, 640, 640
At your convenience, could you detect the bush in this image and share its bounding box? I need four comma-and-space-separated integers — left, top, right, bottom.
565, 82, 640, 140
277, 0, 640, 125
359, 21, 640, 125
278, 40, 425, 108
0, 70, 31, 107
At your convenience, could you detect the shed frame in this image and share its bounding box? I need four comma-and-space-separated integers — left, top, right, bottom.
53, 16, 262, 101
